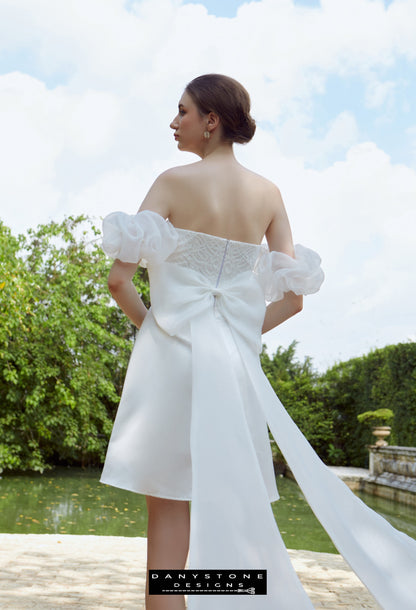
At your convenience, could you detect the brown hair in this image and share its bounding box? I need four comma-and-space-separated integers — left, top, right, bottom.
185, 74, 256, 144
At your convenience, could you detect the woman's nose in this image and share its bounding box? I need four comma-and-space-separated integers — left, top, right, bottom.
170, 116, 178, 129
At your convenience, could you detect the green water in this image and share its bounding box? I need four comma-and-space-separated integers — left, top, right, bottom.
1, 468, 415, 554
354, 490, 416, 540
0, 468, 147, 537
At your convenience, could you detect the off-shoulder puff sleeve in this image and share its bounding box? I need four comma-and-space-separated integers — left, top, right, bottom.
255, 244, 325, 302
101, 210, 178, 266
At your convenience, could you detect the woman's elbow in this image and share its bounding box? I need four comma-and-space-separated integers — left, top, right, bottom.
292, 294, 303, 314
108, 277, 119, 294
107, 260, 137, 294
107, 272, 127, 294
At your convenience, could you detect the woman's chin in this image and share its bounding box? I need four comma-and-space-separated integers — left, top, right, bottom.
177, 142, 191, 153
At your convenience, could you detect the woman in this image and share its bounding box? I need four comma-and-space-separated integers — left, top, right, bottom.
100, 75, 416, 610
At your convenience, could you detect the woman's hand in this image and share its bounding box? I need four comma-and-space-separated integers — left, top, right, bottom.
107, 260, 148, 329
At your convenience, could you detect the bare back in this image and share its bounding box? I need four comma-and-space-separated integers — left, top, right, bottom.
140, 154, 295, 255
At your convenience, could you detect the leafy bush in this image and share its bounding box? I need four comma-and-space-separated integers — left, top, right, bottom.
0, 217, 148, 472
357, 408, 394, 426
262, 341, 416, 468
261, 342, 335, 464
319, 343, 416, 467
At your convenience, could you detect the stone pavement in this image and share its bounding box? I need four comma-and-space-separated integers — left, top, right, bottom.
326, 466, 369, 480
326, 467, 370, 491
0, 534, 381, 609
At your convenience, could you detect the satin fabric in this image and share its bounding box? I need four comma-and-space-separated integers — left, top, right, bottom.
100, 210, 416, 608
148, 258, 416, 610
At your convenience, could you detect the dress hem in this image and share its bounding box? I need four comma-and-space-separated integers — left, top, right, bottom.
100, 477, 280, 503
99, 477, 192, 501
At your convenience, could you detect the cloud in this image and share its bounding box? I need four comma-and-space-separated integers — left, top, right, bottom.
254, 141, 416, 368
0, 0, 415, 368
406, 125, 416, 165
0, 73, 62, 228
0, 71, 124, 228
364, 77, 396, 109
275, 111, 360, 168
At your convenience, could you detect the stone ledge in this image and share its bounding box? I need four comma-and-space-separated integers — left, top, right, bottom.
361, 480, 416, 507
366, 472, 416, 493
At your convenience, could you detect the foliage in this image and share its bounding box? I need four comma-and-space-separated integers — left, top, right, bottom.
262, 341, 416, 469
357, 408, 394, 426
0, 217, 148, 473
1, 217, 415, 473
260, 341, 335, 465
319, 343, 416, 467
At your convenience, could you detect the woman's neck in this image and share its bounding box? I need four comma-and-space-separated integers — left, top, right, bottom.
200, 141, 236, 161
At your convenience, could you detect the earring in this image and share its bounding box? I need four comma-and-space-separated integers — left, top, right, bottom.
204, 130, 210, 140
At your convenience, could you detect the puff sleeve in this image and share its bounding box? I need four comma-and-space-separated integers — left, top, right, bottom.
255, 244, 324, 302
101, 210, 178, 266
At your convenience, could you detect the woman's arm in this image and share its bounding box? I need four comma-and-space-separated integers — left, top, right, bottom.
138, 171, 175, 216
107, 260, 148, 329
262, 188, 303, 334
106, 172, 176, 327
261, 292, 303, 334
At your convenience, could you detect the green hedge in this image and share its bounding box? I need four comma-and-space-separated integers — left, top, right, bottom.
263, 341, 416, 468
318, 343, 416, 466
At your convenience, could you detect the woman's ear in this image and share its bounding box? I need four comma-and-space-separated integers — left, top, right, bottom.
207, 111, 220, 131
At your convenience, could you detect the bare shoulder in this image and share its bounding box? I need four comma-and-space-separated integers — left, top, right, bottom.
263, 178, 285, 214
139, 163, 200, 216
239, 165, 281, 194
236, 167, 293, 252
159, 162, 202, 181
239, 166, 285, 215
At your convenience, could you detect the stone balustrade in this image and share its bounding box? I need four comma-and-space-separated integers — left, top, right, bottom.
362, 445, 416, 506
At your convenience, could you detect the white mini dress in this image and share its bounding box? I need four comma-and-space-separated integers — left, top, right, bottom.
100, 210, 416, 610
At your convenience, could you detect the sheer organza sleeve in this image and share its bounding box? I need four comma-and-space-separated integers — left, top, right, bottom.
255, 244, 324, 302
101, 210, 178, 266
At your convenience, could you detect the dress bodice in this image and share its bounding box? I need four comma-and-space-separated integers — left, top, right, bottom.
101, 209, 325, 354
165, 227, 266, 286
101, 209, 324, 303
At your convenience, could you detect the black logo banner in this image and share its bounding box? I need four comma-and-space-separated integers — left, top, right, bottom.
149, 569, 267, 595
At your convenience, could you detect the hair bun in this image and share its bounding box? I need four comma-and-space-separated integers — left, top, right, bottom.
233, 113, 256, 144
186, 74, 256, 145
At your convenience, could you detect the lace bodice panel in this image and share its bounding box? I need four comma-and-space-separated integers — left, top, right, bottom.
101, 210, 324, 301
165, 227, 266, 285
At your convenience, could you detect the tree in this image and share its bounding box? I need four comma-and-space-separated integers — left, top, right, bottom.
260, 342, 336, 465
0, 217, 148, 472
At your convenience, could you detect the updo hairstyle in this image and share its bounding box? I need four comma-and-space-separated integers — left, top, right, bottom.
185, 74, 256, 144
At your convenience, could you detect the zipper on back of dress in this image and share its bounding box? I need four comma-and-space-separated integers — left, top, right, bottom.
213, 240, 230, 316
216, 240, 229, 287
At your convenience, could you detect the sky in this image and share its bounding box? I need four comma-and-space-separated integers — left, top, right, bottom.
0, 0, 415, 371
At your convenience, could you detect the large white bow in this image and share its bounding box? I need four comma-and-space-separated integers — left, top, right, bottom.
147, 259, 416, 610
148, 262, 266, 354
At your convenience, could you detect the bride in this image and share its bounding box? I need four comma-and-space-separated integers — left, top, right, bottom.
100, 74, 416, 610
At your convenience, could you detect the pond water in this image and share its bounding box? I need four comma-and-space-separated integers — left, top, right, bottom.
1, 468, 415, 554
